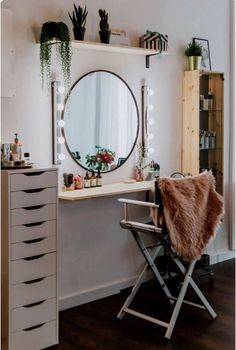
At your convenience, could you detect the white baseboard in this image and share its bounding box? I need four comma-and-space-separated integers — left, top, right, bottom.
59, 251, 235, 311
210, 249, 235, 265
59, 272, 152, 311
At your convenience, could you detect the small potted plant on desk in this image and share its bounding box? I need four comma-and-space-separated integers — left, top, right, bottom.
68, 4, 88, 40
98, 9, 111, 44
185, 41, 202, 70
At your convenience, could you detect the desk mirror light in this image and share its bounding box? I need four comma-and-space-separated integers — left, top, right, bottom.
56, 70, 139, 173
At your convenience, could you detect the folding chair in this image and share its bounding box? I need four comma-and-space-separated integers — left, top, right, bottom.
117, 177, 217, 339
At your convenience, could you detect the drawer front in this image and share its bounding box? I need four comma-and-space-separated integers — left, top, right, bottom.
10, 171, 57, 191
12, 320, 58, 350
11, 187, 57, 209
11, 220, 56, 243
12, 298, 57, 333
12, 275, 56, 309
11, 252, 56, 284
11, 204, 56, 226
11, 236, 56, 260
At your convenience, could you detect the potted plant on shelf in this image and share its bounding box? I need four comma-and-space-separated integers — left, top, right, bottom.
40, 21, 72, 89
68, 4, 88, 41
98, 9, 111, 44
185, 41, 202, 70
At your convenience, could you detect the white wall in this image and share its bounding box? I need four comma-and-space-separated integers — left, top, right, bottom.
1, 0, 233, 308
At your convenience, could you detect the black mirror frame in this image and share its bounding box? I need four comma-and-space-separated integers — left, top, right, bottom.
61, 70, 140, 173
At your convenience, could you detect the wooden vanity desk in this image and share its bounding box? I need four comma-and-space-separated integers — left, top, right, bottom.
58, 181, 154, 201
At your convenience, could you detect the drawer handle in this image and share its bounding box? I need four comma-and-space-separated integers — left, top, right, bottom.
24, 300, 46, 308
24, 323, 45, 331
23, 254, 45, 261
23, 238, 45, 244
23, 188, 46, 193
24, 221, 45, 227
23, 205, 45, 211
23, 172, 45, 176
24, 277, 45, 285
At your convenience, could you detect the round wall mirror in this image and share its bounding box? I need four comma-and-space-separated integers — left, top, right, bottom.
62, 70, 139, 172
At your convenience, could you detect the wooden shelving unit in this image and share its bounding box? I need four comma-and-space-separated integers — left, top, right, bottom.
182, 70, 224, 194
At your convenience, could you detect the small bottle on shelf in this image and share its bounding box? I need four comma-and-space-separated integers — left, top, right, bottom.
200, 95, 204, 110
96, 170, 102, 187
84, 171, 91, 188
203, 96, 208, 111
207, 91, 213, 110
90, 171, 97, 187
24, 152, 31, 165
12, 133, 20, 162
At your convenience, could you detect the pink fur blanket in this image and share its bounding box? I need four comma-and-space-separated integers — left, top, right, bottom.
158, 171, 224, 261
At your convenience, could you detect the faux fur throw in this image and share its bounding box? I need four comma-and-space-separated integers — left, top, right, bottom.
157, 171, 224, 261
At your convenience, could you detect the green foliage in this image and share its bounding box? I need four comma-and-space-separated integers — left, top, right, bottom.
68, 4, 88, 29
185, 41, 202, 56
98, 9, 109, 31
40, 21, 72, 90
86, 146, 115, 171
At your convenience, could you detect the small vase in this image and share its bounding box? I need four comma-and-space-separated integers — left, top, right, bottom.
73, 27, 86, 41
99, 30, 111, 44
135, 169, 144, 182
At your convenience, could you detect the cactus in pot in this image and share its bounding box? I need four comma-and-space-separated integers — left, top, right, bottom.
98, 9, 111, 44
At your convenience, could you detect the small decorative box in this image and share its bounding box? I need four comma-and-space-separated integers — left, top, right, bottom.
140, 31, 168, 51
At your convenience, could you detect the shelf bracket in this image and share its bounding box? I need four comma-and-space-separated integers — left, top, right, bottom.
146, 53, 160, 68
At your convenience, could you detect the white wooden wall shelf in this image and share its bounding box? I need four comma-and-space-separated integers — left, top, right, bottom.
59, 181, 153, 201
38, 40, 168, 68
71, 40, 168, 68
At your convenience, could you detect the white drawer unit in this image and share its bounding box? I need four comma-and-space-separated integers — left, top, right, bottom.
11, 252, 57, 284
12, 298, 57, 333
1, 168, 58, 350
11, 320, 57, 350
11, 236, 56, 260
11, 187, 57, 209
11, 275, 56, 309
11, 220, 56, 243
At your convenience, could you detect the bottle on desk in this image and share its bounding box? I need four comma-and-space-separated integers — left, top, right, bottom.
96, 170, 102, 187
90, 170, 97, 187
84, 171, 91, 188
12, 133, 23, 162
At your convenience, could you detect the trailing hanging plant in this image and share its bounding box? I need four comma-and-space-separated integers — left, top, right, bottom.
40, 21, 72, 89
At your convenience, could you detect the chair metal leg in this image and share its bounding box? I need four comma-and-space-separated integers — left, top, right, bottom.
132, 230, 173, 302
172, 255, 217, 319
165, 260, 196, 339
118, 245, 162, 319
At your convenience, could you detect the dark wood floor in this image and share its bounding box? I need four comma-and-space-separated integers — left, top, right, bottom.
50, 259, 235, 350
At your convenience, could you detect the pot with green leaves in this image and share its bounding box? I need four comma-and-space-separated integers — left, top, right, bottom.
68, 4, 88, 41
40, 21, 72, 89
185, 41, 203, 70
98, 9, 111, 44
